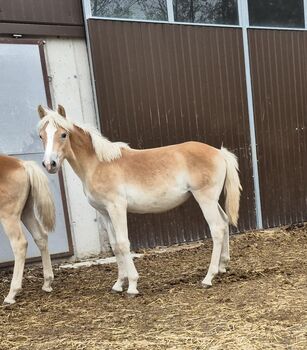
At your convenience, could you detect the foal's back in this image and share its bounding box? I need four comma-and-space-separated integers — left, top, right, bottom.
118, 141, 223, 188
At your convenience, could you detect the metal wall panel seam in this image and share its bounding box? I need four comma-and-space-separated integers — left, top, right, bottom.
166, 0, 175, 22
239, 0, 263, 228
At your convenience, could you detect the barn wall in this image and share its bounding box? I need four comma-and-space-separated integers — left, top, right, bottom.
88, 20, 256, 249
2, 4, 305, 254
0, 0, 84, 37
248, 29, 307, 227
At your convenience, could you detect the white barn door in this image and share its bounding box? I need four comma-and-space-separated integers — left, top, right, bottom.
0, 40, 73, 264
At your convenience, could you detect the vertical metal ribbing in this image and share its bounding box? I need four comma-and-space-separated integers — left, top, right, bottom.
238, 0, 263, 228
82, 0, 263, 229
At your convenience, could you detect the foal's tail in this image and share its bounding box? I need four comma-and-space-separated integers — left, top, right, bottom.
220, 147, 242, 227
23, 161, 56, 232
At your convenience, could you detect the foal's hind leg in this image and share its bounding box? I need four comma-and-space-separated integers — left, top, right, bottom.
2, 217, 28, 305
22, 201, 54, 292
193, 191, 228, 288
218, 204, 230, 273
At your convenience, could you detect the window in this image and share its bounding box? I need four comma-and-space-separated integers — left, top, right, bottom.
248, 0, 305, 28
91, 0, 168, 21
89, 0, 306, 29
173, 0, 239, 25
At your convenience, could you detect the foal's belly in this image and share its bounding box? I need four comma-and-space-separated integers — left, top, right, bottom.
126, 186, 191, 214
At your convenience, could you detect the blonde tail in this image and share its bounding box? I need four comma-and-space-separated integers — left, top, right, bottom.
23, 161, 56, 232
220, 147, 242, 227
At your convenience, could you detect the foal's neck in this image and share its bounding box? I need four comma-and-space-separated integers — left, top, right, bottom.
66, 126, 98, 183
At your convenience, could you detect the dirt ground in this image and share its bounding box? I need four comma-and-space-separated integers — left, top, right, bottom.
0, 225, 306, 350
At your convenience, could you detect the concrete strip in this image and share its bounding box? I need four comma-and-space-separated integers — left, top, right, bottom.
60, 253, 143, 269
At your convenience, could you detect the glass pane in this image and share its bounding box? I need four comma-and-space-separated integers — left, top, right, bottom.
248, 0, 304, 28
173, 0, 239, 25
0, 44, 45, 154
91, 0, 168, 21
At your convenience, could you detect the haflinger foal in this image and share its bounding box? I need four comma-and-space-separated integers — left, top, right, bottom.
0, 155, 55, 305
37, 105, 242, 296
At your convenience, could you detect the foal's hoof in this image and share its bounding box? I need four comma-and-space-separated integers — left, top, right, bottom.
202, 283, 212, 289
126, 292, 139, 299
126, 293, 137, 299
3, 299, 16, 307
219, 266, 230, 274
218, 268, 227, 274
42, 286, 53, 293
111, 288, 123, 294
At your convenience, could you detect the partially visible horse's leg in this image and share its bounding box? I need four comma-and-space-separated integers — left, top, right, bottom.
107, 204, 139, 295
193, 191, 228, 287
218, 204, 230, 273
2, 217, 28, 304
21, 199, 54, 292
99, 210, 127, 293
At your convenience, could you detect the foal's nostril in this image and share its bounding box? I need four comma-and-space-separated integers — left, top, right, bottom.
51, 160, 57, 168
42, 161, 46, 168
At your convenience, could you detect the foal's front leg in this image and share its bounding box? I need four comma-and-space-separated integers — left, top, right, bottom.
107, 204, 139, 295
99, 210, 127, 293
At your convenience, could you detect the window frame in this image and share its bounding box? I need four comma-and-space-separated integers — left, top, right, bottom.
83, 0, 307, 30
84, 0, 241, 28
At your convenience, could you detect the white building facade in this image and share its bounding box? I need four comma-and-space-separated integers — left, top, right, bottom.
44, 38, 109, 259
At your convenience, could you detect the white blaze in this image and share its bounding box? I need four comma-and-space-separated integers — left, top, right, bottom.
44, 123, 57, 163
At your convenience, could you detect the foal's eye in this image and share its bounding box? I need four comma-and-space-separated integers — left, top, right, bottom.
61, 133, 67, 139
39, 135, 42, 139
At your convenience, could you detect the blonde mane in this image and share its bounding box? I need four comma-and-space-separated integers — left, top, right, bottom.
38, 111, 129, 162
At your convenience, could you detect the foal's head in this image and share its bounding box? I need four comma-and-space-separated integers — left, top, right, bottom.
37, 105, 127, 174
37, 105, 72, 173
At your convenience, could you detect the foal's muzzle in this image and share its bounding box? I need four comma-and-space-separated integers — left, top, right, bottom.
42, 160, 58, 173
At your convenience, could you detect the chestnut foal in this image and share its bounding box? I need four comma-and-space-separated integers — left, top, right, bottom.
37, 105, 241, 296
0, 155, 55, 304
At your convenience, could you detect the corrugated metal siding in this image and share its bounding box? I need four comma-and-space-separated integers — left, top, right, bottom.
0, 0, 84, 25
88, 20, 256, 249
0, 0, 84, 37
0, 23, 84, 37
249, 29, 307, 228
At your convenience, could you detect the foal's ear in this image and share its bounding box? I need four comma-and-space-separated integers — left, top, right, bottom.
57, 104, 66, 118
37, 105, 47, 119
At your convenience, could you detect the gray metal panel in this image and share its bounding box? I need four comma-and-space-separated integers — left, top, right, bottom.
0, 23, 85, 38
248, 29, 307, 227
0, 0, 84, 26
0, 0, 84, 37
0, 43, 70, 263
